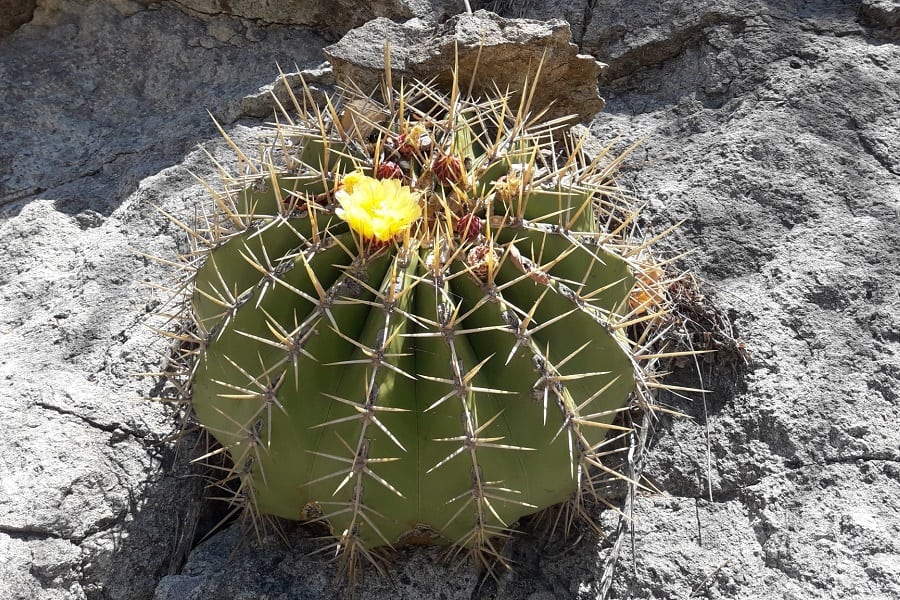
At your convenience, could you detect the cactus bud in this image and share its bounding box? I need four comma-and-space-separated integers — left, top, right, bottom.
432, 153, 465, 184
629, 261, 667, 314
376, 160, 404, 180
456, 212, 483, 241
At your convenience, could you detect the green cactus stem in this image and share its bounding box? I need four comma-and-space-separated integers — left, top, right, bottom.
153, 63, 682, 576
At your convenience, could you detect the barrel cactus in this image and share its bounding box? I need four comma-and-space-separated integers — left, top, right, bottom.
156, 65, 674, 575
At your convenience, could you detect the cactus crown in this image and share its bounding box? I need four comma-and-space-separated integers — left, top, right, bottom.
152, 56, 682, 580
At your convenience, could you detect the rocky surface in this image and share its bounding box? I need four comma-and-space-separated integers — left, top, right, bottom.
0, 4, 330, 599
1, 1, 899, 599
0, 0, 36, 36
165, 0, 462, 38
324, 10, 606, 123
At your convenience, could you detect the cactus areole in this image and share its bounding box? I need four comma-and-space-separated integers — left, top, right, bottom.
170, 69, 669, 568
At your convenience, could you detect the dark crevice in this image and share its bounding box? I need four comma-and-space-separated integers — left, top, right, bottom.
854, 131, 899, 175
764, 12, 866, 37
0, 186, 44, 209
80, 510, 132, 542
34, 401, 146, 440
577, 0, 597, 50
0, 526, 67, 542
1, 495, 134, 546
164, 0, 330, 31
77, 149, 143, 180
164, 0, 312, 28
165, 0, 222, 20
163, 0, 381, 38
823, 453, 900, 465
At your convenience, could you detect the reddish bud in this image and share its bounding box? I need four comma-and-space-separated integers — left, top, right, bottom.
456, 213, 483, 241
432, 153, 465, 184
376, 161, 404, 180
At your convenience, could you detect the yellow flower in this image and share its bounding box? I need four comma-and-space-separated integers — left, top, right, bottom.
341, 171, 365, 194
336, 172, 422, 242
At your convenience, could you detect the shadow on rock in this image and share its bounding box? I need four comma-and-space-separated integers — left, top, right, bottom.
0, 3, 329, 218
82, 426, 212, 600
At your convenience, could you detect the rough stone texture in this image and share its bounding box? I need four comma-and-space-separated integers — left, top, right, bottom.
152, 523, 483, 600
0, 0, 36, 36
860, 0, 900, 29
2, 1, 900, 599
0, 3, 329, 599
238, 63, 336, 119
478, 0, 758, 82
0, 0, 330, 212
324, 10, 606, 124
583, 1, 900, 598
581, 0, 756, 83
163, 0, 463, 38
475, 0, 592, 44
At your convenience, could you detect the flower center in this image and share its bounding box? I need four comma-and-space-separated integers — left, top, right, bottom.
335, 171, 422, 243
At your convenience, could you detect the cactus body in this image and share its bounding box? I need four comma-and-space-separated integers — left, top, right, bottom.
166, 72, 669, 568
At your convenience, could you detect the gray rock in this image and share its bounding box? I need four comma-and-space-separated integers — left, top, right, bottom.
584, 1, 900, 598
324, 10, 606, 124
0, 0, 330, 213
1, 0, 899, 599
860, 0, 900, 29
474, 0, 592, 46
0, 3, 327, 599
165, 0, 466, 37
582, 0, 758, 83
153, 523, 481, 600
238, 63, 336, 119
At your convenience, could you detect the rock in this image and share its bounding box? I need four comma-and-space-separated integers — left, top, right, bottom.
0, 534, 83, 600
238, 63, 336, 119
474, 0, 592, 46
324, 10, 606, 124
584, 1, 900, 598
153, 523, 481, 600
477, 0, 593, 36
164, 0, 464, 38
580, 0, 757, 83
0, 0, 36, 36
0, 3, 329, 599
1, 0, 899, 599
860, 0, 900, 29
0, 0, 329, 212
28, 0, 146, 26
